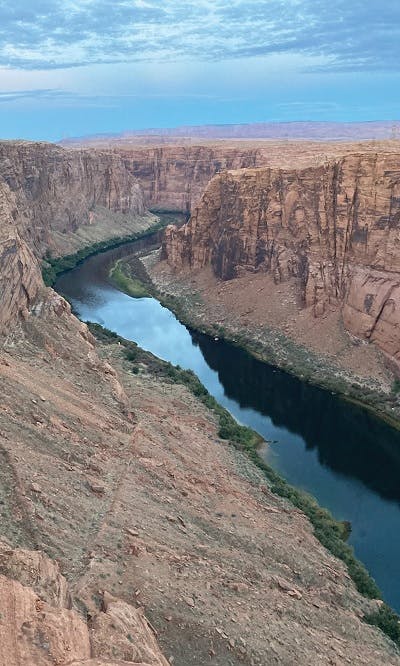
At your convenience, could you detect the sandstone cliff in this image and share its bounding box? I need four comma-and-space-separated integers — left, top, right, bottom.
0, 141, 145, 331
163, 153, 400, 367
66, 140, 399, 215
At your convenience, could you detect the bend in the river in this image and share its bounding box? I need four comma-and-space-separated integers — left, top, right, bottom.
56, 235, 400, 612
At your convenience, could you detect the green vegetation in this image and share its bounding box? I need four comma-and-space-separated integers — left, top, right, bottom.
41, 218, 167, 287
124, 348, 138, 362
392, 379, 400, 395
87, 321, 384, 608
109, 259, 151, 298
365, 604, 400, 645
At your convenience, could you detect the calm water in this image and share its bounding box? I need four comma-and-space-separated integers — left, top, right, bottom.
56, 241, 400, 611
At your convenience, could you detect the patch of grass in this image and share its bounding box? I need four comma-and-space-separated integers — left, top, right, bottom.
41, 218, 168, 287
392, 379, 400, 395
109, 259, 150, 298
364, 604, 400, 647
87, 321, 382, 605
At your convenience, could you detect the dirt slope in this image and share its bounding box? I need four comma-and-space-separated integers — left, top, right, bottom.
0, 288, 399, 665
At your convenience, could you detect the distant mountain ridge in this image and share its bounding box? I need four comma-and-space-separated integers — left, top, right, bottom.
60, 120, 400, 145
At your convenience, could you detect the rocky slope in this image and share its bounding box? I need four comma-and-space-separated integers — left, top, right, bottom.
0, 141, 146, 331
0, 539, 168, 665
1, 290, 399, 665
163, 153, 400, 371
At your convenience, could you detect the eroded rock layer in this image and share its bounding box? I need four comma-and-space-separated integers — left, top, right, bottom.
75, 140, 400, 214
163, 153, 400, 366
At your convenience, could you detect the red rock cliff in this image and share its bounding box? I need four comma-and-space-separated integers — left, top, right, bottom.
163, 153, 400, 366
86, 140, 399, 213
114, 145, 263, 211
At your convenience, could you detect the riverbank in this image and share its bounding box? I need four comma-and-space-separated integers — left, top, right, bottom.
132, 249, 400, 430
99, 247, 400, 619
41, 213, 185, 287
109, 258, 152, 298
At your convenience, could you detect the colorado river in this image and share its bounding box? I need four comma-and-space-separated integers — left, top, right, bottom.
56, 237, 400, 611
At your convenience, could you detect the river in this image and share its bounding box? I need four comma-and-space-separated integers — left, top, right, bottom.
56, 236, 400, 611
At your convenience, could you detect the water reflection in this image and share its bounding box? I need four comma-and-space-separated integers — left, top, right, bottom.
191, 331, 400, 504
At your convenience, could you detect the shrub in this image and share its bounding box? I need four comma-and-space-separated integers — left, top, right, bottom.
392, 379, 400, 395
365, 603, 400, 647
124, 348, 138, 362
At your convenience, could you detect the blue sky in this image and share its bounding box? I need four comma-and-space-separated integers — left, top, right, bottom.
0, 0, 399, 140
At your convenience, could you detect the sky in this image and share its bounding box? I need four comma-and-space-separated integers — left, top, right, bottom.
0, 0, 399, 140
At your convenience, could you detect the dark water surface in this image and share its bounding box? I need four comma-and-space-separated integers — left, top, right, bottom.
56, 240, 400, 611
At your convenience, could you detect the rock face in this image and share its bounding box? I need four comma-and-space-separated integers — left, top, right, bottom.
163, 153, 400, 366
116, 145, 263, 212
0, 141, 145, 331
70, 140, 400, 214
0, 541, 168, 666
0, 141, 145, 255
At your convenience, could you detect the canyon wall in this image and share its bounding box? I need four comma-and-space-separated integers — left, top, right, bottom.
117, 145, 263, 212
0, 141, 145, 331
72, 140, 399, 214
163, 153, 400, 366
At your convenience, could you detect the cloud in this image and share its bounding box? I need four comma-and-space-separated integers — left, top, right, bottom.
0, 0, 398, 72
0, 89, 69, 102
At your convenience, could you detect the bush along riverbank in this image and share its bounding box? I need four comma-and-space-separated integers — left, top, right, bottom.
109, 258, 151, 298
41, 217, 169, 287
86, 320, 400, 649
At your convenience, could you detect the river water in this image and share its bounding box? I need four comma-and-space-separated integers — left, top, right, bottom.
56, 239, 400, 611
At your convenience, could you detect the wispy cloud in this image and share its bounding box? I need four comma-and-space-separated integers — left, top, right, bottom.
0, 89, 72, 103
0, 0, 398, 72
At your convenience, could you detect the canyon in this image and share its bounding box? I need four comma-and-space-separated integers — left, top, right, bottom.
1, 138, 400, 664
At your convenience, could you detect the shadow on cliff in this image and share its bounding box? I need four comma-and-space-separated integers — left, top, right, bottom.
190, 330, 400, 505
